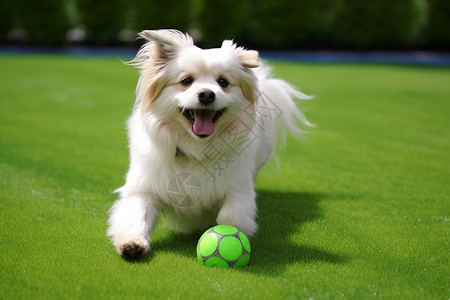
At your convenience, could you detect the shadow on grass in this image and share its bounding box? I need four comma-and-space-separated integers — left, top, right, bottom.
149, 190, 349, 274
247, 190, 348, 274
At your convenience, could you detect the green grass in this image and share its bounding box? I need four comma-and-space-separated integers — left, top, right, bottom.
1, 55, 449, 299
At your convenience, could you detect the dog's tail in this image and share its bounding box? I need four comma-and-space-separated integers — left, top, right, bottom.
255, 63, 314, 153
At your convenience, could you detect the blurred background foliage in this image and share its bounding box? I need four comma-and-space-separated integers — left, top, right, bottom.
0, 0, 449, 50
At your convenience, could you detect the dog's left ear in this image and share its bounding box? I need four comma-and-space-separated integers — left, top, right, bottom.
222, 40, 259, 69
239, 50, 259, 68
139, 29, 194, 62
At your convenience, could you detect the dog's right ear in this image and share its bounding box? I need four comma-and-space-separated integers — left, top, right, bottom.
139, 30, 194, 62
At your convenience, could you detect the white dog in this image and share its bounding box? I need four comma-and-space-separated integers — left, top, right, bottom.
107, 29, 311, 260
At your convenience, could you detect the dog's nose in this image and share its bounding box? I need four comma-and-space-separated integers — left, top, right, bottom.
198, 89, 215, 105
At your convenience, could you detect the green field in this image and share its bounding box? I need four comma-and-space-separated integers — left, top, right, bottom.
1, 55, 449, 299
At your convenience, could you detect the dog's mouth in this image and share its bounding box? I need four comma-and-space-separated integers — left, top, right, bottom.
180, 108, 227, 138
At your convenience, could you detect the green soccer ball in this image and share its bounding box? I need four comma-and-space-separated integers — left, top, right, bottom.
197, 225, 251, 267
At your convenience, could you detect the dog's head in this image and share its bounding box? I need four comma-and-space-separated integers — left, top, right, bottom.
130, 29, 260, 157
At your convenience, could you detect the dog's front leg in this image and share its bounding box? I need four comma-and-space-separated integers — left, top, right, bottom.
216, 191, 258, 237
107, 193, 159, 260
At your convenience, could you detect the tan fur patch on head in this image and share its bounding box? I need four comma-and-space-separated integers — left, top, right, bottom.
137, 67, 166, 114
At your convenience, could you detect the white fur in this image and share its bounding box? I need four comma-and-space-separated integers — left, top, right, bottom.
107, 29, 311, 259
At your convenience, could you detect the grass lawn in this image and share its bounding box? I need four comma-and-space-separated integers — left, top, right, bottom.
0, 55, 449, 299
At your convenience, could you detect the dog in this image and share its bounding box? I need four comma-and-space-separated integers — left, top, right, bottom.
107, 29, 311, 260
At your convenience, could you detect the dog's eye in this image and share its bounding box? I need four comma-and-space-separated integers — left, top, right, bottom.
217, 77, 229, 88
181, 77, 193, 86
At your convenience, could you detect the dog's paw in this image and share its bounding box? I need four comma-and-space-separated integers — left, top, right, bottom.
216, 217, 257, 238
116, 237, 150, 260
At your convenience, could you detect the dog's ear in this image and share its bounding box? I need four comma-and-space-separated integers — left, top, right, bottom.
139, 29, 194, 62
239, 49, 259, 68
222, 40, 259, 69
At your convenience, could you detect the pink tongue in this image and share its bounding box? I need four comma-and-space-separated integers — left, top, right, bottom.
193, 110, 215, 136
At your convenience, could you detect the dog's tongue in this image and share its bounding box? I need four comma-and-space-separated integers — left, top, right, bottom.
193, 110, 215, 136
